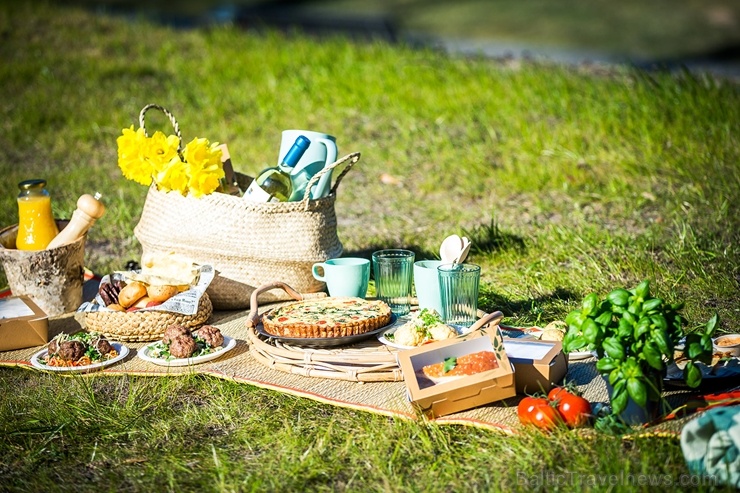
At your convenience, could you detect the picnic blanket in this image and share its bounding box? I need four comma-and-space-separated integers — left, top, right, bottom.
1, 307, 737, 436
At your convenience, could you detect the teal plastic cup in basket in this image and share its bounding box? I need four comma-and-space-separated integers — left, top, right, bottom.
372, 249, 415, 316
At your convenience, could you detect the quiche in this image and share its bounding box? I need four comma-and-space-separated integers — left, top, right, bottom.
262, 297, 393, 339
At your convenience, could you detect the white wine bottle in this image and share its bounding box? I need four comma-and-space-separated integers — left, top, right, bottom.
243, 136, 311, 202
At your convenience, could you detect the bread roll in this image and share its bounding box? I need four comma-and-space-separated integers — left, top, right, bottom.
146, 284, 179, 303
133, 296, 152, 309
118, 281, 147, 308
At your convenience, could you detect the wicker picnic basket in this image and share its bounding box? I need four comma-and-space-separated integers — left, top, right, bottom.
84, 292, 213, 342
132, 104, 357, 310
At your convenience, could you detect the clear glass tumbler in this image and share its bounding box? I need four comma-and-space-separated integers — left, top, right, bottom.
438, 263, 481, 327
372, 249, 415, 316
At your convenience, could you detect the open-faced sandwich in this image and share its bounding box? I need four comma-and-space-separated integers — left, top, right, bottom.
420, 350, 500, 383
421, 351, 498, 383
387, 309, 458, 347
41, 331, 119, 367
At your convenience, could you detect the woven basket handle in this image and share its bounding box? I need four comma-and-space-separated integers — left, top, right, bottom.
245, 282, 327, 329
300, 152, 361, 209
468, 310, 504, 333
138, 104, 183, 153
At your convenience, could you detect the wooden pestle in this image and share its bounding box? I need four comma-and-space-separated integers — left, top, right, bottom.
46, 193, 105, 249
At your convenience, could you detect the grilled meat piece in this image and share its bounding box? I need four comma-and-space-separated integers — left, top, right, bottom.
58, 340, 86, 362
193, 325, 223, 348
162, 324, 190, 344
169, 334, 196, 359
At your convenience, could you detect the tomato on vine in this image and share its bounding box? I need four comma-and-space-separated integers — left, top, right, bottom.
517, 396, 562, 431
547, 385, 592, 428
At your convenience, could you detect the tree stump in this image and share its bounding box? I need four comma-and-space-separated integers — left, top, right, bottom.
0, 220, 85, 317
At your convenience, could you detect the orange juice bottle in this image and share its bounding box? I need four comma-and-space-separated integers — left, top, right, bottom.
16, 179, 59, 250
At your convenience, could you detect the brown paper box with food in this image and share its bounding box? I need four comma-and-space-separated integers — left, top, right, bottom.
397, 328, 516, 418
502, 338, 568, 394
0, 295, 49, 351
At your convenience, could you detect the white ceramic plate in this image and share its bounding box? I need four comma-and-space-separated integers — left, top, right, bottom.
377, 323, 472, 350
30, 342, 129, 373
137, 336, 237, 367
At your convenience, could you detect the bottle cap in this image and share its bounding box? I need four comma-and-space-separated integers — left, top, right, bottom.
282, 136, 311, 168
18, 179, 47, 191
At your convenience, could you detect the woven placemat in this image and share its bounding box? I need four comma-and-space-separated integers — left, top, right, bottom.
0, 306, 728, 436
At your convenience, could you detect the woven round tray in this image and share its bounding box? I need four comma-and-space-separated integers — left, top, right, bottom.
244, 282, 505, 383
247, 325, 403, 382
84, 293, 213, 342
245, 282, 402, 382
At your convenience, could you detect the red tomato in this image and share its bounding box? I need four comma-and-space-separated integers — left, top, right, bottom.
516, 396, 540, 425
517, 396, 562, 431
547, 387, 591, 428
146, 301, 163, 308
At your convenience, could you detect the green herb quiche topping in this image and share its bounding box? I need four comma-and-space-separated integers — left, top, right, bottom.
262, 297, 392, 339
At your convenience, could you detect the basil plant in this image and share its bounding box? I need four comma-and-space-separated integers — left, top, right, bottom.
563, 280, 718, 415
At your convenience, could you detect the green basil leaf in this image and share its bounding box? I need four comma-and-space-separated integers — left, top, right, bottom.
595, 310, 613, 327
642, 342, 664, 370
565, 310, 586, 329
650, 313, 668, 331
442, 357, 457, 373
618, 317, 633, 338
609, 368, 622, 386
687, 341, 704, 359
684, 361, 703, 388
635, 280, 650, 300
627, 378, 647, 408
596, 357, 617, 372
642, 298, 662, 313
603, 337, 625, 361
581, 293, 599, 316
607, 288, 631, 307
684, 333, 701, 346
621, 310, 636, 326
701, 334, 713, 353
652, 329, 671, 355
610, 385, 628, 415
566, 336, 587, 352
634, 317, 651, 339
622, 357, 643, 378
627, 301, 642, 315
582, 318, 600, 343
705, 313, 719, 336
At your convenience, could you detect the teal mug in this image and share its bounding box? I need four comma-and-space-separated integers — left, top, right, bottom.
312, 257, 370, 298
413, 260, 444, 315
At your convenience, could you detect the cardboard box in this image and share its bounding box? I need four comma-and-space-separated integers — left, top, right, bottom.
397, 328, 516, 418
503, 338, 568, 394
0, 296, 49, 351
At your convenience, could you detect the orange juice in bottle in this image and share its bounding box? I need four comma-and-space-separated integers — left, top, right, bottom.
16, 179, 59, 250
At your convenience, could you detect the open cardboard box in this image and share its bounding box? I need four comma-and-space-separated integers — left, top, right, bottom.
0, 295, 49, 351
503, 338, 568, 394
397, 328, 516, 418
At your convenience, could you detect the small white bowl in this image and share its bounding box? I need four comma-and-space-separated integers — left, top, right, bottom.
713, 334, 740, 357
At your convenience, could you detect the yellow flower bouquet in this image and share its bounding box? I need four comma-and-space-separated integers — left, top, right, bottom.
117, 104, 224, 197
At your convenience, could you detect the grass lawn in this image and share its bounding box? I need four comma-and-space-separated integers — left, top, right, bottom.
1, 1, 739, 491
